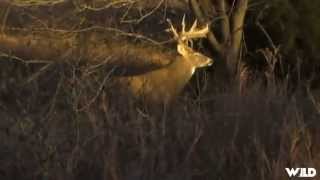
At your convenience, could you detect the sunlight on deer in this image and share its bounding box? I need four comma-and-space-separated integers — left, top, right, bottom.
117, 16, 213, 104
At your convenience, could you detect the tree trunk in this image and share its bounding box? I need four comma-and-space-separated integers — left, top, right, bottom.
190, 0, 248, 90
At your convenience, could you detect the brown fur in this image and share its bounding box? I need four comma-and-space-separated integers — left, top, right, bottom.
116, 45, 213, 104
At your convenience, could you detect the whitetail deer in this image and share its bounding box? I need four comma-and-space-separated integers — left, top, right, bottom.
117, 16, 213, 104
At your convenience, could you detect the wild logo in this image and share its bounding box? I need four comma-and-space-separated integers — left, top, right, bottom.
285, 168, 317, 178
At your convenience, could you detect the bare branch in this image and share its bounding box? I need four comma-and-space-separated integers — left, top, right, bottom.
216, 0, 230, 43
231, 0, 248, 56
10, 0, 65, 6
4, 25, 166, 45
76, 0, 137, 11
190, 0, 222, 53
0, 2, 11, 34
120, 0, 164, 24
255, 5, 276, 50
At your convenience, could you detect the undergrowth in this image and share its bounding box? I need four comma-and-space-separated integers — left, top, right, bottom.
0, 57, 319, 180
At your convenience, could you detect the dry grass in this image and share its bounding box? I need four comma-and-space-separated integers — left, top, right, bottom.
0, 57, 319, 180
0, 2, 320, 180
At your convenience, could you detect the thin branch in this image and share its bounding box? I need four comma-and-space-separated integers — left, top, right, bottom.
1, 3, 11, 34
76, 0, 137, 12
255, 5, 276, 50
217, 0, 230, 43
76, 66, 116, 112
4, 25, 168, 45
11, 0, 65, 7
25, 63, 54, 84
228, 0, 236, 17
121, 0, 164, 24
306, 78, 320, 115
190, 0, 222, 53
0, 52, 52, 64
256, 21, 276, 50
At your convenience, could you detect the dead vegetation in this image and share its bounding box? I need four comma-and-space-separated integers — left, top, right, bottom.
0, 1, 320, 180
1, 58, 319, 180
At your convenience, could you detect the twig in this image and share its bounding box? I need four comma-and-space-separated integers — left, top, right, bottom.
25, 63, 53, 84
1, 3, 11, 34
77, 0, 137, 12
0, 52, 52, 64
121, 0, 164, 24
11, 0, 65, 7
43, 72, 64, 121
306, 79, 320, 115
256, 22, 275, 50
4, 25, 167, 45
84, 56, 113, 77
76, 67, 116, 112
22, 12, 50, 29
184, 124, 203, 163
255, 4, 275, 49
228, 0, 237, 17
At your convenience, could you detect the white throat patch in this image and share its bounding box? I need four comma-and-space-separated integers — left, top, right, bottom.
190, 67, 196, 75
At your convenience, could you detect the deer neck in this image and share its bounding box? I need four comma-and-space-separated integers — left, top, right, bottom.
162, 55, 195, 90
168, 55, 194, 74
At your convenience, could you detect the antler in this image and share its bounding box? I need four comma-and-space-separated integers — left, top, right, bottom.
167, 15, 209, 42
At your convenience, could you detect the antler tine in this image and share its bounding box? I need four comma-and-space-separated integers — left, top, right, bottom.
196, 24, 209, 37
189, 19, 198, 32
182, 14, 186, 34
166, 18, 179, 39
167, 16, 209, 42
184, 23, 209, 39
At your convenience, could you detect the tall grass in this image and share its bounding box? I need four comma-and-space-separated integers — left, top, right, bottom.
0, 57, 319, 180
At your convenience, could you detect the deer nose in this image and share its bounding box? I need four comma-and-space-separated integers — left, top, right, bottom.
207, 58, 213, 66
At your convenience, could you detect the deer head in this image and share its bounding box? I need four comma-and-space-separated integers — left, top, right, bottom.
167, 15, 213, 72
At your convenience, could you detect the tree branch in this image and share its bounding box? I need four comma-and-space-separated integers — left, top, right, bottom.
190, 0, 222, 54
231, 0, 248, 56
217, 0, 230, 43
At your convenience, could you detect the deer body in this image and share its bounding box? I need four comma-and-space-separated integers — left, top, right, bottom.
119, 56, 196, 103
117, 17, 213, 104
